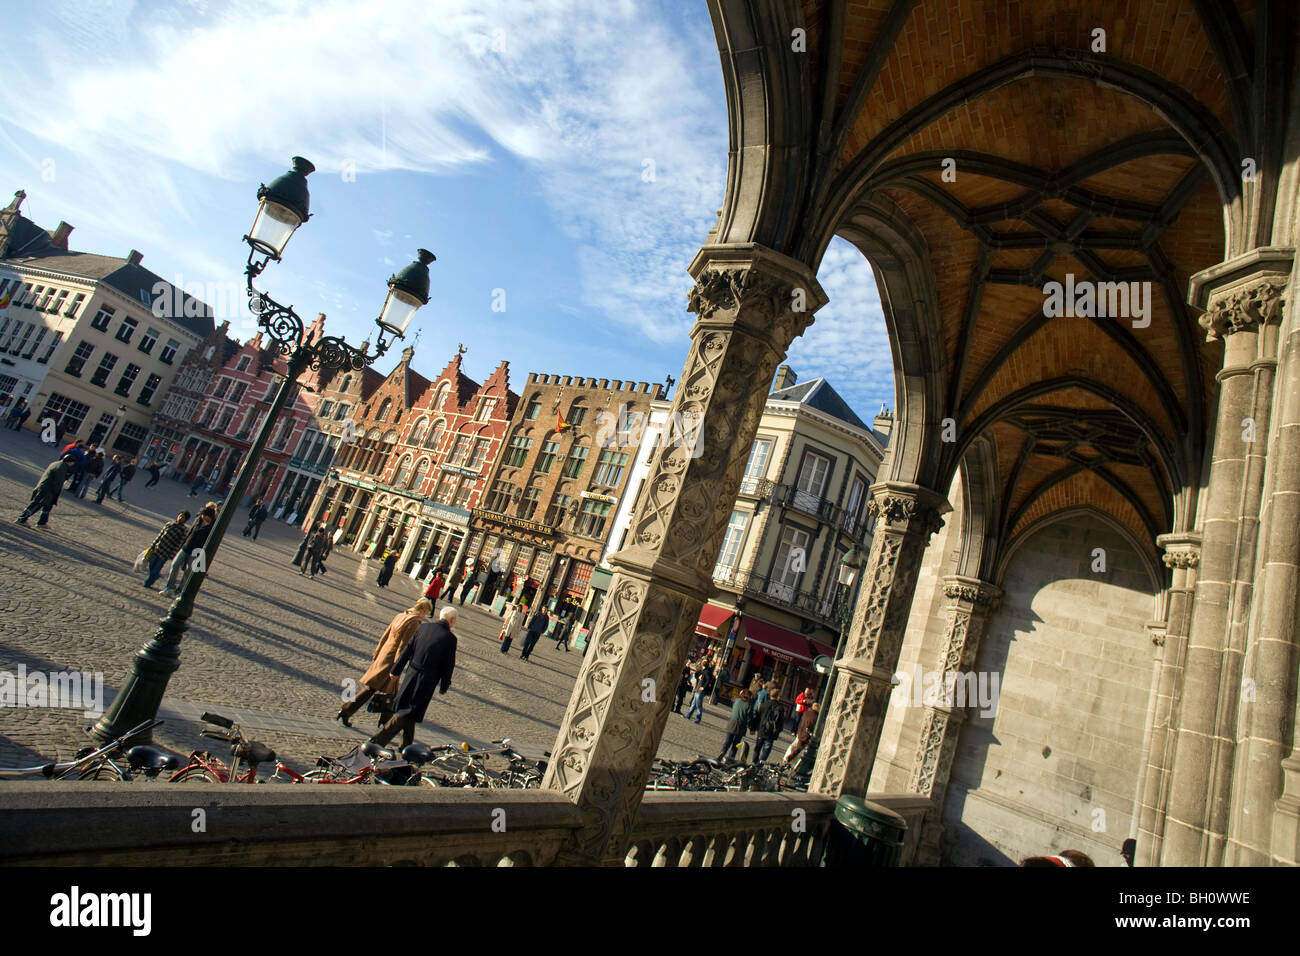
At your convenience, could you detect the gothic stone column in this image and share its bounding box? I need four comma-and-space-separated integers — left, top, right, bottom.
1163, 261, 1288, 865
808, 482, 949, 799
1135, 534, 1200, 867
908, 575, 1001, 865
541, 244, 825, 865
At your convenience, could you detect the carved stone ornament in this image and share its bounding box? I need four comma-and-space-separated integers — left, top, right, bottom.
1162, 547, 1201, 569
867, 494, 944, 535
1199, 277, 1287, 341
686, 267, 791, 324
942, 582, 999, 605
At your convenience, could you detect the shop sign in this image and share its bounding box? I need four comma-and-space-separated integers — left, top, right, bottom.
421, 500, 470, 524
338, 474, 378, 491
472, 508, 553, 536
579, 490, 618, 504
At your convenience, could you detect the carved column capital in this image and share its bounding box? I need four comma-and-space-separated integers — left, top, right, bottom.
866, 481, 950, 536
940, 574, 1002, 609
1198, 277, 1287, 341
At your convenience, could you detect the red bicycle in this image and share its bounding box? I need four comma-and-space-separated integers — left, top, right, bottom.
169, 712, 294, 783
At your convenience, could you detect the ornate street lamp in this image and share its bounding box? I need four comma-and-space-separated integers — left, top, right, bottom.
796, 545, 863, 781
92, 158, 434, 743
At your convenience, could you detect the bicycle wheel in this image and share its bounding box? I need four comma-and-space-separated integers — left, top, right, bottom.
302, 769, 342, 783
78, 761, 125, 781
172, 766, 221, 783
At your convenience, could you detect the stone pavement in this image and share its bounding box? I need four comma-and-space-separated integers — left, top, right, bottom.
0, 430, 782, 775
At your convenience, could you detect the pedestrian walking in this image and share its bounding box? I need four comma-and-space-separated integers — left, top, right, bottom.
6, 397, 30, 431
782, 702, 819, 766
376, 549, 398, 588
114, 458, 137, 501
753, 689, 784, 763
498, 601, 525, 654
685, 672, 707, 723
520, 608, 549, 662
553, 614, 572, 652
792, 685, 815, 733
673, 667, 692, 714
142, 511, 191, 588
458, 562, 483, 605
301, 527, 329, 577
336, 599, 431, 729
718, 689, 754, 764
16, 454, 76, 526
241, 498, 269, 539
187, 470, 207, 496
94, 455, 123, 504
422, 569, 446, 605
78, 449, 104, 498
160, 503, 217, 595
369, 606, 459, 750
292, 521, 318, 567
144, 461, 163, 488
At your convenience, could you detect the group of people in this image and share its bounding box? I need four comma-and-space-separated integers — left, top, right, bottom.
5, 397, 31, 431
13, 444, 153, 527
138, 503, 218, 592
496, 600, 580, 661
294, 522, 335, 578
334, 598, 459, 751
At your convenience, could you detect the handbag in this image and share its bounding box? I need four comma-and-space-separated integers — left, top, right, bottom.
133, 549, 150, 571
366, 692, 395, 715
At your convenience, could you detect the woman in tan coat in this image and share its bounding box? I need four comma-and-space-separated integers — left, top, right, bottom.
336, 599, 432, 728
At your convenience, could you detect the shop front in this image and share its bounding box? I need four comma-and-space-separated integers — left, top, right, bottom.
692, 602, 834, 705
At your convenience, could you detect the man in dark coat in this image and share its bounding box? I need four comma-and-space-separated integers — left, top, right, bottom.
242, 499, 269, 539
17, 454, 76, 526
369, 606, 458, 749
520, 608, 550, 662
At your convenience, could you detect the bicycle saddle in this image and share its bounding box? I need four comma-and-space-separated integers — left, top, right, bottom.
363, 742, 394, 761
401, 742, 433, 765
237, 741, 277, 765
126, 745, 184, 771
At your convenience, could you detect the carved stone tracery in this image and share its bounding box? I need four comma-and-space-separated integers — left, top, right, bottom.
1198, 277, 1287, 340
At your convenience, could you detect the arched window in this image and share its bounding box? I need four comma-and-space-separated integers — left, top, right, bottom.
393, 454, 413, 488
434, 382, 451, 411
376, 398, 392, 422
410, 417, 429, 446
413, 457, 431, 491
340, 375, 352, 393
567, 400, 588, 427
425, 419, 445, 451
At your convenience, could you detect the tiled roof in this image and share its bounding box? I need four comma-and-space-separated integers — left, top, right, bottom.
770, 377, 871, 431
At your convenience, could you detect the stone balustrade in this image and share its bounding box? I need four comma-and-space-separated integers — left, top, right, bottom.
0, 784, 931, 866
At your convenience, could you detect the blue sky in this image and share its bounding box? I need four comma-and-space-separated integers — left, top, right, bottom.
0, 0, 894, 421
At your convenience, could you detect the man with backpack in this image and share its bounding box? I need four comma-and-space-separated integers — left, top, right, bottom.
753, 689, 785, 763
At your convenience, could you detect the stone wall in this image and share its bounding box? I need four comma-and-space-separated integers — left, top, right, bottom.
941, 512, 1157, 866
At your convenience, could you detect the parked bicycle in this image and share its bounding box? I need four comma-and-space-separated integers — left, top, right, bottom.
169, 712, 285, 783
0, 719, 179, 782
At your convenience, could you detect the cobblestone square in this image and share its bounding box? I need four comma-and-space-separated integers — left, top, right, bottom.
0, 431, 761, 774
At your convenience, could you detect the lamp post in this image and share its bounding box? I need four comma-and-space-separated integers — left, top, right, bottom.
92, 158, 435, 743
793, 545, 862, 782
102, 403, 127, 450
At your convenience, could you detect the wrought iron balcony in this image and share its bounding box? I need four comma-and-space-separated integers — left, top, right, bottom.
712, 565, 845, 628
735, 478, 871, 543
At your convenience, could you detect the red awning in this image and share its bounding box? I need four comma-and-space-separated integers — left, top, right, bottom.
696, 602, 736, 638
740, 616, 833, 663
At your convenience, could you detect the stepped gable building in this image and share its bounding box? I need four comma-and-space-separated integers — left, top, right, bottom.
0, 189, 215, 454
145, 319, 237, 467
464, 372, 666, 611
171, 317, 324, 505
317, 348, 519, 579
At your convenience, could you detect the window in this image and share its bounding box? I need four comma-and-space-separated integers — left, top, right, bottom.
216, 407, 235, 432
567, 403, 587, 426
115, 363, 141, 397
113, 422, 147, 456
545, 493, 572, 527
9, 322, 34, 356
434, 473, 459, 504
476, 397, 497, 421
794, 451, 832, 510
518, 486, 540, 520
468, 437, 491, 469
36, 288, 56, 311
334, 402, 349, 421
564, 443, 588, 478
20, 284, 39, 307
393, 455, 414, 488
409, 417, 427, 445
0, 278, 10, 297
448, 434, 472, 465
593, 449, 629, 487
212, 377, 230, 399
138, 327, 159, 354
714, 510, 750, 576
235, 356, 251, 372
484, 481, 515, 512
434, 383, 450, 410
320, 400, 335, 419
39, 393, 90, 435
376, 398, 392, 422
159, 338, 180, 364
576, 498, 612, 538
412, 457, 431, 491
229, 382, 247, 403
505, 434, 532, 468
137, 373, 162, 406
424, 419, 444, 450
199, 405, 216, 428
453, 481, 475, 509
844, 475, 866, 530
90, 352, 119, 387
525, 398, 540, 419
64, 293, 86, 318
49, 290, 69, 315
115, 316, 138, 343
22, 327, 47, 359
38, 330, 62, 364
769, 524, 811, 602
90, 306, 114, 332
745, 439, 773, 478
534, 439, 560, 473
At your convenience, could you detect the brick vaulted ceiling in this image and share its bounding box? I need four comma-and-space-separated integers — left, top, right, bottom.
707, 0, 1296, 562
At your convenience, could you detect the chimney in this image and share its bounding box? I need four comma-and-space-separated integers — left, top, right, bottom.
126, 249, 143, 266
774, 364, 797, 391
873, 404, 894, 441
50, 221, 74, 249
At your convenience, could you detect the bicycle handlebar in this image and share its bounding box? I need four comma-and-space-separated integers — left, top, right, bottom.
201, 711, 234, 728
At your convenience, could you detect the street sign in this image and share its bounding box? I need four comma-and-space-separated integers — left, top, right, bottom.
812, 654, 834, 675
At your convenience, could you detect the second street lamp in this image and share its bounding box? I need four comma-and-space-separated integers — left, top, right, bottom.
92, 158, 434, 744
